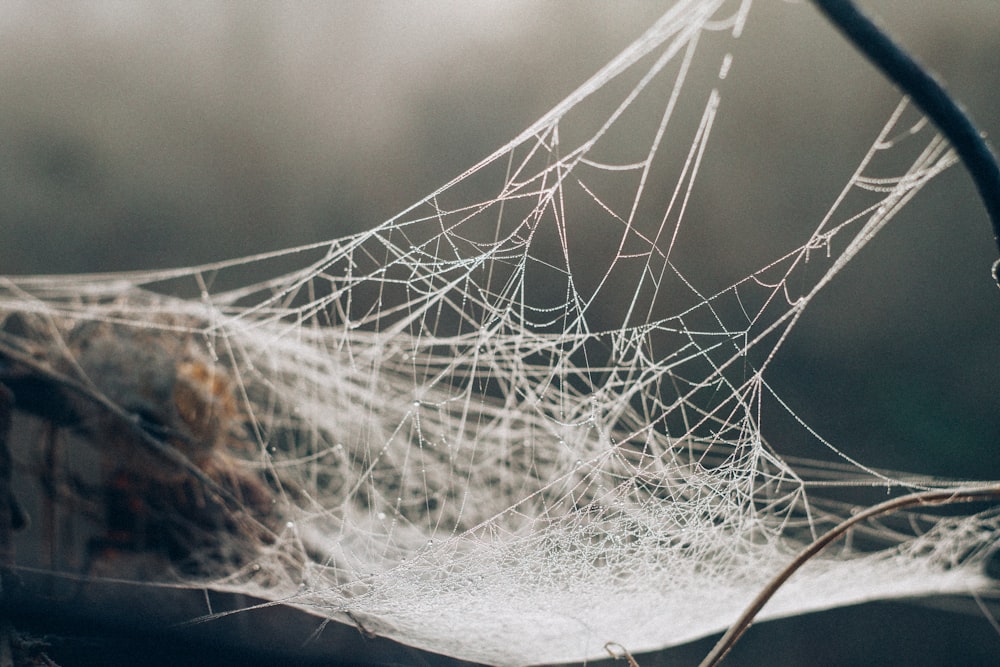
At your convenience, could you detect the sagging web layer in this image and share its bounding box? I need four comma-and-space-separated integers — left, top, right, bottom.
1, 1, 998, 665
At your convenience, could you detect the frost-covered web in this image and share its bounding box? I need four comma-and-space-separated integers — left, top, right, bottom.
2, 1, 999, 665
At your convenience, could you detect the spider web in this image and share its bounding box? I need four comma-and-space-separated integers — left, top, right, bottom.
2, 1, 998, 665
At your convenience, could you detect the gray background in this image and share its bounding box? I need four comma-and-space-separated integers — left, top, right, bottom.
1, 2, 998, 665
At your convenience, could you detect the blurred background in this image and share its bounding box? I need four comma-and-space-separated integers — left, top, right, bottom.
1, 1, 999, 665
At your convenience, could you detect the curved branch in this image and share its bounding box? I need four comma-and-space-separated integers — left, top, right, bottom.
813, 0, 1000, 284
698, 484, 1000, 667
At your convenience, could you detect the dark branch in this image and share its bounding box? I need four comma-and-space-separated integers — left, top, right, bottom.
813, 0, 1000, 285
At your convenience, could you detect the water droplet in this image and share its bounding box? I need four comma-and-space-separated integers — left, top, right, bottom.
412, 400, 421, 408
251, 563, 261, 572
426, 539, 435, 548
574, 460, 583, 469
377, 512, 387, 521
286, 521, 296, 530
718, 52, 733, 80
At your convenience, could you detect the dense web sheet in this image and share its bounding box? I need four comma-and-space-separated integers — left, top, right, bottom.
2, 1, 999, 665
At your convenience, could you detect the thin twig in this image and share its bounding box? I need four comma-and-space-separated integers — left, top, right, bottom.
812, 0, 1000, 283
605, 641, 641, 667
699, 484, 1000, 667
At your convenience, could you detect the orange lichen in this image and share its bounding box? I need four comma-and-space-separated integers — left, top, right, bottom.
1, 313, 275, 576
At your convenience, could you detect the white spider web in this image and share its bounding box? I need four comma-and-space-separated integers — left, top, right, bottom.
2, 1, 998, 665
